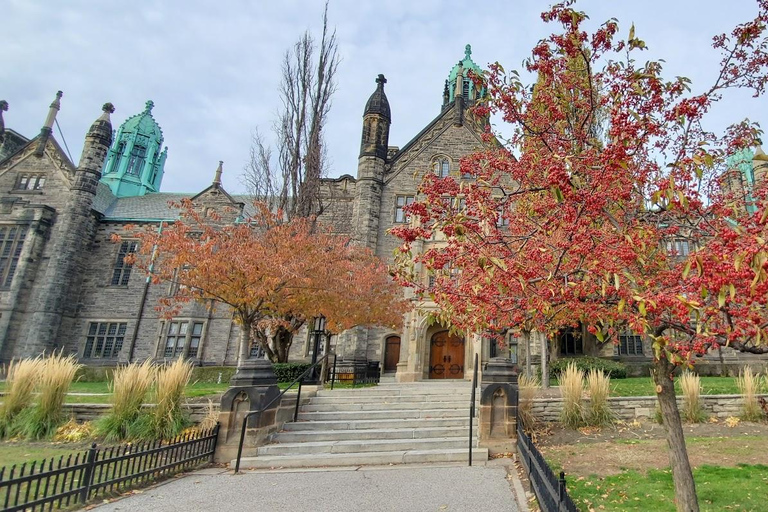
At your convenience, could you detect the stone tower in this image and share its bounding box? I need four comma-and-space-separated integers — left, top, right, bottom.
100, 100, 167, 198
21, 103, 113, 355
353, 74, 390, 250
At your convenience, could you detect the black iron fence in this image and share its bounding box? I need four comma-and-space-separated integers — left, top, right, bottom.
517, 420, 578, 512
330, 360, 380, 385
0, 424, 219, 512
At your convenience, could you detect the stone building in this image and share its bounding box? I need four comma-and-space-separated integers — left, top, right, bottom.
1, 46, 764, 379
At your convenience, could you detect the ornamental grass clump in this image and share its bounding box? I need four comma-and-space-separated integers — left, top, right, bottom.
517, 374, 540, 431
132, 358, 193, 440
97, 360, 155, 441
738, 366, 763, 422
585, 368, 613, 427
0, 357, 42, 438
680, 371, 707, 423
17, 354, 80, 440
559, 362, 584, 429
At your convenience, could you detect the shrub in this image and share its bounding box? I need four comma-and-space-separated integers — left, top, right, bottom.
559, 362, 584, 429
0, 357, 43, 438
585, 369, 614, 427
17, 354, 80, 440
517, 374, 540, 431
738, 366, 763, 422
133, 358, 194, 440
198, 399, 219, 431
550, 357, 627, 380
97, 360, 155, 441
273, 363, 312, 383
680, 371, 707, 423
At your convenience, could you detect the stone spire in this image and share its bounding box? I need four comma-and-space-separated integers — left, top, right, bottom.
0, 100, 7, 144
360, 74, 391, 160
35, 91, 63, 157
213, 160, 223, 188
75, 103, 114, 193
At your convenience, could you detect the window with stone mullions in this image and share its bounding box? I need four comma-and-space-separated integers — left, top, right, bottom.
616, 332, 644, 356
126, 135, 149, 176
14, 174, 46, 191
163, 321, 204, 358
433, 159, 450, 178
395, 195, 415, 223
83, 322, 126, 359
111, 241, 138, 286
0, 225, 27, 288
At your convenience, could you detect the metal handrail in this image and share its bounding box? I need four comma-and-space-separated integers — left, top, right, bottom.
234, 352, 337, 473
468, 352, 479, 466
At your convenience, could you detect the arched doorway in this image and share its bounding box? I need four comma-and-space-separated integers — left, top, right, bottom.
429, 331, 465, 379
384, 335, 401, 373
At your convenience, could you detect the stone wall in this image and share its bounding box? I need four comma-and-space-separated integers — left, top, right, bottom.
529, 394, 768, 422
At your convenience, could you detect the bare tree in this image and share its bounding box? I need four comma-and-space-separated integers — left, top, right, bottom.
243, 1, 339, 221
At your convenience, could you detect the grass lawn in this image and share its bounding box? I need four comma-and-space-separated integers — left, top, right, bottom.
549, 376, 742, 397
0, 441, 93, 469
561, 464, 768, 511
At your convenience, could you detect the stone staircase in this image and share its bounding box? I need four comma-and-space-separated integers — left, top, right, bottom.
235, 381, 488, 469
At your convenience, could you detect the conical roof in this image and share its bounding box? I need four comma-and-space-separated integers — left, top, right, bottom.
364, 74, 391, 121
447, 44, 483, 84
120, 100, 163, 140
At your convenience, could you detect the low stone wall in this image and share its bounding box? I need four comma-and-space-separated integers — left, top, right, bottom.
62, 402, 221, 424
530, 394, 768, 422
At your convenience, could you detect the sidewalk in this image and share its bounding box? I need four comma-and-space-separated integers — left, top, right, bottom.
93, 462, 523, 512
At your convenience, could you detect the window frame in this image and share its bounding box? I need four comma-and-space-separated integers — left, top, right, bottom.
160, 320, 205, 359
82, 321, 127, 359
110, 240, 138, 286
394, 195, 415, 223
615, 332, 644, 356
13, 174, 46, 191
432, 158, 451, 178
0, 225, 28, 289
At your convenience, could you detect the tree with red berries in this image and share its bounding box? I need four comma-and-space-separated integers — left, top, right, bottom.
392, 2, 768, 510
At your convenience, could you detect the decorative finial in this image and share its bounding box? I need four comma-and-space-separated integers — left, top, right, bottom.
0, 100, 8, 112
376, 74, 387, 87
0, 100, 6, 143
144, 100, 154, 113
213, 160, 223, 186
465, 44, 472, 60
36, 91, 63, 157
102, 103, 115, 114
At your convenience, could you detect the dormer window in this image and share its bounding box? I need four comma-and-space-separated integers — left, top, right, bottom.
14, 174, 45, 191
126, 144, 147, 176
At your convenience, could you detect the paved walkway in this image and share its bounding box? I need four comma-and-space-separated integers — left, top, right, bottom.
94, 463, 523, 512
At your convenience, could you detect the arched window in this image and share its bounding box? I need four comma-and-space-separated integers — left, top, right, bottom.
433, 158, 450, 178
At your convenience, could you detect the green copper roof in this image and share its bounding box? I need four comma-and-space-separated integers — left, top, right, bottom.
448, 44, 483, 83
446, 44, 485, 103
100, 100, 167, 198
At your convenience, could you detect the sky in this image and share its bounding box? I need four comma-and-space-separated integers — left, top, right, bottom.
3, 0, 766, 194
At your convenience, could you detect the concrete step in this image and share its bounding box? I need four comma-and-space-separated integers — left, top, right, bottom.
296, 408, 468, 422
258, 436, 472, 456
300, 400, 468, 412
235, 448, 489, 469
308, 394, 471, 405
316, 387, 472, 398
282, 417, 470, 431
273, 426, 474, 443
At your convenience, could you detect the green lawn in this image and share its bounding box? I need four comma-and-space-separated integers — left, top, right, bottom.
550, 376, 743, 397
0, 441, 93, 469
563, 464, 768, 511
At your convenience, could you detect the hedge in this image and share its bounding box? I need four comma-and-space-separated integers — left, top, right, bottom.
273, 363, 312, 383
550, 356, 628, 379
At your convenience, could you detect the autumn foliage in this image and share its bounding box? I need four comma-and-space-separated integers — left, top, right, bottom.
391, 1, 767, 510
119, 200, 408, 364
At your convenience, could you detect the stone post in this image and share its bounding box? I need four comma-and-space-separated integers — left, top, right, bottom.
478, 357, 518, 454
214, 359, 281, 463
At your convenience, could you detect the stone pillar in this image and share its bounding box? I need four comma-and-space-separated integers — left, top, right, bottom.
478, 358, 518, 454
214, 359, 281, 464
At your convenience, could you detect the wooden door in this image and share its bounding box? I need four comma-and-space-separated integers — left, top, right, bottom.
429, 331, 465, 379
384, 335, 401, 372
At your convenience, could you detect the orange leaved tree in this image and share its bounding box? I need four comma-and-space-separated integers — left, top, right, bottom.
120, 200, 408, 366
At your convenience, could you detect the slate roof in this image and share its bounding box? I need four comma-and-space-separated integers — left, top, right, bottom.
93, 185, 257, 221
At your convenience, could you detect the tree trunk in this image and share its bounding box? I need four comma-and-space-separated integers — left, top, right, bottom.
236, 321, 251, 368
319, 332, 332, 384
275, 329, 293, 363
652, 357, 699, 512
523, 330, 532, 379
541, 333, 550, 389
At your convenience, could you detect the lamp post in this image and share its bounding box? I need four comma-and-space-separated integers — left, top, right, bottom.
309, 316, 326, 383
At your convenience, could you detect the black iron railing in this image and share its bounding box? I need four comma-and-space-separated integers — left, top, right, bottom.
234, 353, 336, 473
468, 352, 478, 466
517, 419, 578, 512
0, 424, 219, 512
329, 360, 381, 386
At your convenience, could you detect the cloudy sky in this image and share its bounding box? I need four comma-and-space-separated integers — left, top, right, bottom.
3, 0, 766, 194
